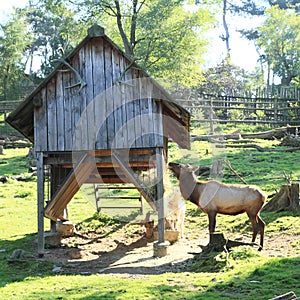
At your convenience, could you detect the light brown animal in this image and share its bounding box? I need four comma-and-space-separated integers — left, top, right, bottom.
164, 186, 186, 238
169, 162, 266, 250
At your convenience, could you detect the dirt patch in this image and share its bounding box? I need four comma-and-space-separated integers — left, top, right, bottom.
40, 224, 300, 276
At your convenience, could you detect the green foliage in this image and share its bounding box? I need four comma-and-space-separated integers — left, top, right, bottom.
257, 6, 300, 85
135, 1, 213, 87
24, 0, 87, 77
0, 9, 34, 100
198, 59, 254, 95
74, 0, 215, 87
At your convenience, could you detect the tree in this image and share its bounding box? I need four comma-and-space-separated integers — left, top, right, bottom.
25, 0, 87, 77
197, 58, 255, 95
256, 6, 300, 85
0, 9, 33, 101
72, 0, 215, 87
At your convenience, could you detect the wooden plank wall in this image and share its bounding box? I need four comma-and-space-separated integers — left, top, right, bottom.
34, 37, 164, 152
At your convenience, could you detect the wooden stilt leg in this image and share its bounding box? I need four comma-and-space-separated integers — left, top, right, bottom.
37, 152, 45, 257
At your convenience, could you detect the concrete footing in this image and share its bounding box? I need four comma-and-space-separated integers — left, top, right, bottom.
153, 241, 170, 257
44, 231, 62, 247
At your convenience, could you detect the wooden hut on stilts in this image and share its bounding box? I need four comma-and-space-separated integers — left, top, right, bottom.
6, 25, 190, 257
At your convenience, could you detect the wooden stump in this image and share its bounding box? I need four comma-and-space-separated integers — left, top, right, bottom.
263, 184, 300, 213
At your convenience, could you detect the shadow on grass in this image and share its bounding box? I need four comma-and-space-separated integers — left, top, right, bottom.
76, 256, 300, 300
206, 256, 300, 299
0, 234, 54, 288
261, 210, 300, 224
1, 231, 300, 299
0, 152, 29, 176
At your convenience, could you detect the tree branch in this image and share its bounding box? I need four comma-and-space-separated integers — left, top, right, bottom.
114, 0, 134, 57
224, 160, 248, 184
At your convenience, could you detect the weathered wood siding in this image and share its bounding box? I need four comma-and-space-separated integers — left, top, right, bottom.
34, 37, 164, 152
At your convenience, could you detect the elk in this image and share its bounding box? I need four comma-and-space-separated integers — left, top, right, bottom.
168, 162, 266, 250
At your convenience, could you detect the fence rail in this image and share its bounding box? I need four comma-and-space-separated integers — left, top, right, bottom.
0, 100, 24, 137
177, 93, 300, 127
0, 100, 23, 116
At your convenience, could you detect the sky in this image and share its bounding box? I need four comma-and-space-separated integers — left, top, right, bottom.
0, 0, 27, 22
0, 0, 260, 73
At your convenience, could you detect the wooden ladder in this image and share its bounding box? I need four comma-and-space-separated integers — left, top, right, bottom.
93, 184, 144, 213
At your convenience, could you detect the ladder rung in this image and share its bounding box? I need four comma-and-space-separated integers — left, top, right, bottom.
97, 196, 141, 200
95, 186, 139, 190
98, 206, 142, 209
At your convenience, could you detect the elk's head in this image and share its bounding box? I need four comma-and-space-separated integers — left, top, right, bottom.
168, 162, 199, 180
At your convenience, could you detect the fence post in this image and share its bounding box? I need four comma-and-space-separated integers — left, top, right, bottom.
274, 98, 278, 126
209, 96, 214, 134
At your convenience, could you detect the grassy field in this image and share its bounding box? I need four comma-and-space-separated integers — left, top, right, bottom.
0, 124, 300, 299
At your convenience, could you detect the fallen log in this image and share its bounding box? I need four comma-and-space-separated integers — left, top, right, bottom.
241, 127, 287, 139
219, 144, 300, 152
191, 132, 241, 142
191, 126, 289, 142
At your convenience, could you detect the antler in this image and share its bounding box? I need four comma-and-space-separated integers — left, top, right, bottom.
54, 58, 87, 93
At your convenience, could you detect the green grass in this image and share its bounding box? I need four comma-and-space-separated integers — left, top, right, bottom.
1, 255, 299, 299
0, 124, 300, 299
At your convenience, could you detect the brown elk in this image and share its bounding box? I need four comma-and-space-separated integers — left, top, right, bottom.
169, 162, 266, 250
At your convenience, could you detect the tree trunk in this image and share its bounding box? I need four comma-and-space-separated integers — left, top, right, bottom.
222, 0, 230, 57
114, 0, 134, 57
263, 184, 300, 213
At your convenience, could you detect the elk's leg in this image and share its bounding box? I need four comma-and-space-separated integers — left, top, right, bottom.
208, 211, 217, 233
247, 212, 259, 244
257, 215, 265, 250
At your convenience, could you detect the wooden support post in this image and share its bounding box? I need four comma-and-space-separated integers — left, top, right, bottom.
37, 152, 45, 257
50, 220, 56, 232
155, 147, 165, 244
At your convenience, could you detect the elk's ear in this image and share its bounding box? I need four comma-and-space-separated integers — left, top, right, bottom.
192, 166, 199, 173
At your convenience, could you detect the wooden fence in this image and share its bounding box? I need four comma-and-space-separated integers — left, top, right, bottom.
177, 93, 300, 127
0, 100, 24, 137
0, 100, 23, 118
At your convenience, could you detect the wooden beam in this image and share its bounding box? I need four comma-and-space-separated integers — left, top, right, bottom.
36, 152, 45, 257
155, 148, 165, 243
61, 160, 155, 169
44, 154, 94, 221
85, 177, 129, 184
44, 149, 154, 165
112, 151, 157, 211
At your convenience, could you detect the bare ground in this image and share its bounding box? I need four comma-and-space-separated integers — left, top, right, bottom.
40, 223, 300, 276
